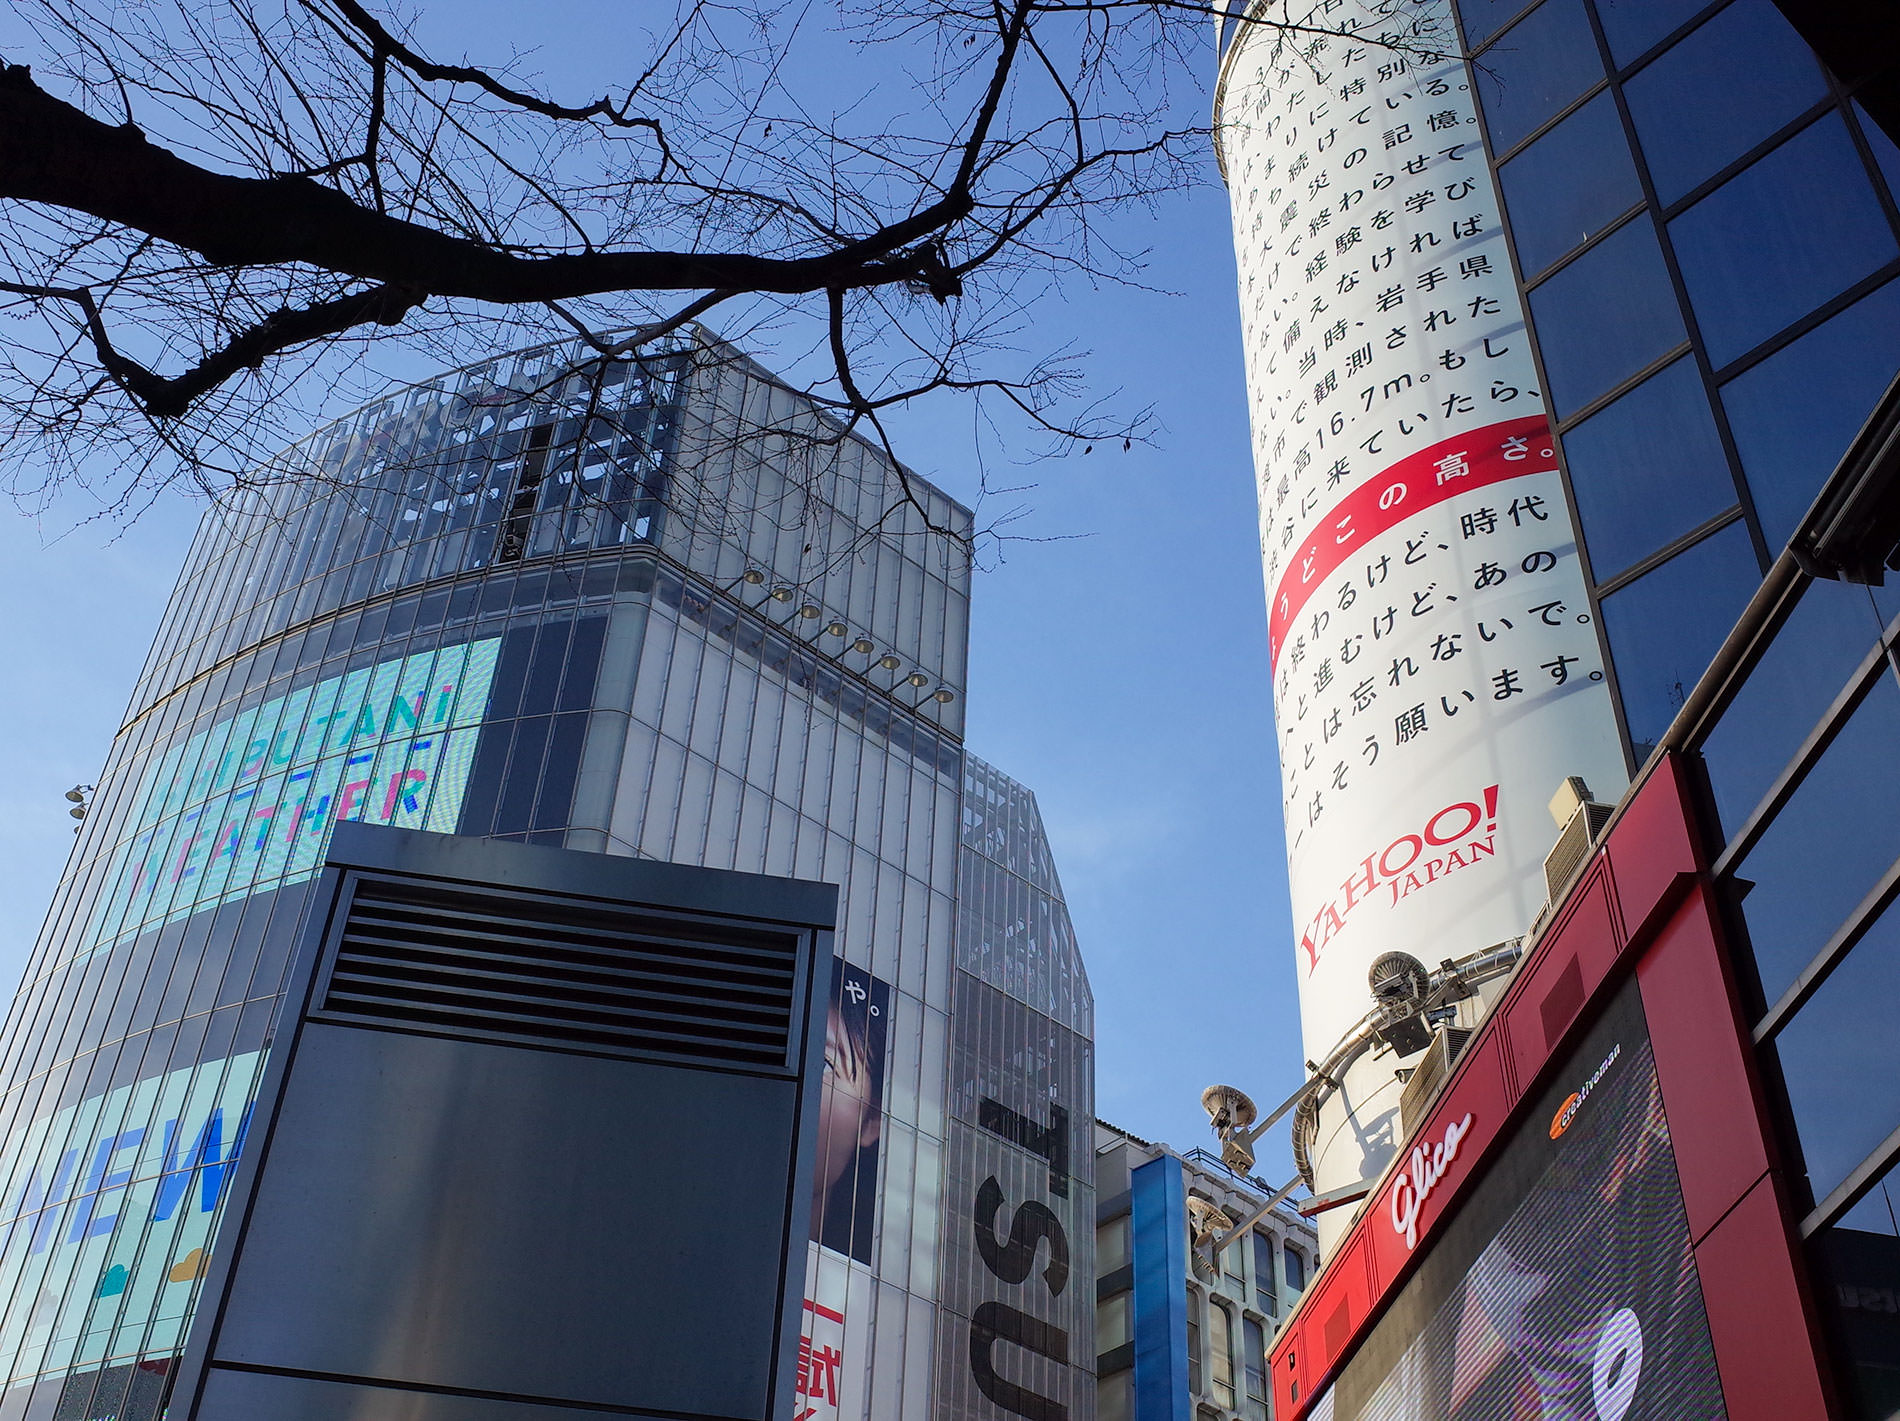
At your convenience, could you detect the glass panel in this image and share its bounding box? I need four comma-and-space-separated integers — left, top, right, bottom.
1498, 90, 1644, 279
1474, 0, 1604, 153
1456, 0, 1539, 50
1598, 520, 1761, 754
1773, 897, 1900, 1206
1529, 217, 1687, 416
1594, 0, 1715, 65
1097, 1292, 1133, 1352
1186, 1287, 1203, 1395
1209, 1302, 1236, 1408
1623, 0, 1828, 205
1244, 1317, 1269, 1421
1857, 100, 1900, 200
1670, 113, 1900, 368
1561, 356, 1736, 581
1098, 1215, 1130, 1274
1807, 1155, 1900, 1421
1723, 277, 1900, 551
1699, 578, 1887, 839
1730, 669, 1900, 1008
1253, 1231, 1279, 1316
1284, 1243, 1306, 1291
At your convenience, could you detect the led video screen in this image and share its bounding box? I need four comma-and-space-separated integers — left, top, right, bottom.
1310, 979, 1728, 1420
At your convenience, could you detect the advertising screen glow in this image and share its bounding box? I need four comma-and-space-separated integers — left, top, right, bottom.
1309, 982, 1726, 1421
89, 638, 501, 950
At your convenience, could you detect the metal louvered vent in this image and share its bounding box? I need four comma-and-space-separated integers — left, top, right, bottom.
318, 874, 801, 1072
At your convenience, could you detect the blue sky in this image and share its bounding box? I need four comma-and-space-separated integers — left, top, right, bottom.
0, 2, 1304, 1170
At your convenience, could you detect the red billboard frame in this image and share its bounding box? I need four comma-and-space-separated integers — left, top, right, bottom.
1266, 753, 1840, 1419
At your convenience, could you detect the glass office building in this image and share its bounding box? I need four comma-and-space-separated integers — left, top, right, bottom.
1453, 0, 1900, 762
1217, 1, 1900, 1415
0, 331, 1095, 1421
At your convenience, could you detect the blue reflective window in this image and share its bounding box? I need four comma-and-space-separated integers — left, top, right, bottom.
1731, 668, 1900, 1009
1474, 0, 1604, 153
1857, 101, 1900, 200
1698, 579, 1887, 839
1598, 520, 1759, 753
1670, 114, 1900, 369
1723, 278, 1900, 551
1594, 0, 1715, 65
1808, 1156, 1900, 1418
1457, 0, 1538, 50
1772, 896, 1900, 1206
1623, 0, 1828, 205
1498, 90, 1643, 278
1529, 218, 1687, 416
1561, 356, 1734, 581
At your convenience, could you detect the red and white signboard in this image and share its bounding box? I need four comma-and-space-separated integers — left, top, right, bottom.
1221, 0, 1626, 1056
795, 1297, 847, 1421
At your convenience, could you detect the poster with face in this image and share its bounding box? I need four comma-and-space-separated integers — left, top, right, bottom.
809, 958, 890, 1265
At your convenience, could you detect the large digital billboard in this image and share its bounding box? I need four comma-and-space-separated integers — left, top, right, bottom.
88, 638, 501, 952
1309, 981, 1727, 1420
0, 1051, 263, 1386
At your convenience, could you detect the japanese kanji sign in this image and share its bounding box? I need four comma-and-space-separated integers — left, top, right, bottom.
1221, 0, 1627, 1056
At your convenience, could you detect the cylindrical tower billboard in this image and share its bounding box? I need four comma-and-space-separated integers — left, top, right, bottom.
1215, 0, 1626, 1235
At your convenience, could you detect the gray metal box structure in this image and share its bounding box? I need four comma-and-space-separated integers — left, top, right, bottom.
165, 823, 835, 1421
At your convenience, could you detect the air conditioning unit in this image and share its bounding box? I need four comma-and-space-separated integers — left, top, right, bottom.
1398, 1026, 1472, 1139
1543, 778, 1613, 900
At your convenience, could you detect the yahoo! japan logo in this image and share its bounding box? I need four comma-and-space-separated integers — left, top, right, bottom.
1299, 787, 1500, 971
1388, 1112, 1472, 1251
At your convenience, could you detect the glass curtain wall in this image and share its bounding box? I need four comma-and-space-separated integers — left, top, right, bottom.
0, 329, 988, 1421
1456, 0, 1900, 762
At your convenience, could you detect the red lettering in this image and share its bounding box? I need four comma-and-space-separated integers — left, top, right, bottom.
1379, 835, 1422, 878
1340, 854, 1380, 911
1425, 802, 1482, 846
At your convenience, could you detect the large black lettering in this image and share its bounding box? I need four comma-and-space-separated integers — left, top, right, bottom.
973, 1176, 1070, 1295
970, 1301, 1070, 1421
977, 1097, 1070, 1197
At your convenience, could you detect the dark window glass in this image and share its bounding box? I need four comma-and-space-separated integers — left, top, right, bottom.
519, 619, 574, 717
457, 719, 513, 836
1474, 0, 1603, 153
1594, 0, 1713, 65
1599, 520, 1760, 754
1252, 1231, 1279, 1316
1186, 1288, 1202, 1396
1699, 578, 1887, 839
1773, 897, 1900, 1207
1856, 101, 1900, 201
495, 716, 554, 835
533, 712, 589, 831
1722, 278, 1900, 551
1670, 114, 1900, 368
1457, 0, 1538, 50
1284, 1243, 1306, 1290
1808, 1156, 1900, 1420
1561, 356, 1735, 580
1731, 670, 1900, 1008
1529, 217, 1687, 416
1244, 1317, 1268, 1421
1498, 90, 1643, 278
1623, 0, 1828, 205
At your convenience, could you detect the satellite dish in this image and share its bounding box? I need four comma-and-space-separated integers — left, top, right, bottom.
1368, 951, 1430, 1007
1200, 1084, 1258, 1133
1186, 1196, 1235, 1249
